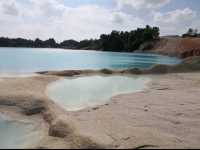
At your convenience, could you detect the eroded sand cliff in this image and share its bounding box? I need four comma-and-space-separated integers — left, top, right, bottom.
149, 37, 200, 58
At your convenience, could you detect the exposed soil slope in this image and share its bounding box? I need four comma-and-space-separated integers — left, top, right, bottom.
150, 37, 200, 58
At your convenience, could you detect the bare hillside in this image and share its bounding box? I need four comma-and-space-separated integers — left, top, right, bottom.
149, 37, 200, 58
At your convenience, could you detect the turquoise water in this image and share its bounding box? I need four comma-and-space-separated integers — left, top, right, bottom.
47, 75, 151, 111
0, 114, 39, 149
0, 48, 180, 74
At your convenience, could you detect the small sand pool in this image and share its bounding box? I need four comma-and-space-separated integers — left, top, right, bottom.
0, 113, 42, 149
47, 75, 151, 111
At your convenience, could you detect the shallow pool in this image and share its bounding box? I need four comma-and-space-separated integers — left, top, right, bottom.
0, 114, 41, 149
47, 75, 151, 111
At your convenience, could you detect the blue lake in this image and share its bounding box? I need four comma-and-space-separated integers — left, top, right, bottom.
0, 47, 181, 74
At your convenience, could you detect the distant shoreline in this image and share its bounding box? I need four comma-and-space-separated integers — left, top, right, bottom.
1, 36, 200, 59
0, 26, 160, 53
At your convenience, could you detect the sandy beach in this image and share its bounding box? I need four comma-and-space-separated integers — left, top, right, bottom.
0, 71, 200, 149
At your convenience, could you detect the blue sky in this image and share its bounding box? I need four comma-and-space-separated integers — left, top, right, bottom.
64, 0, 200, 11
63, 0, 114, 8
162, 0, 200, 12
0, 0, 199, 41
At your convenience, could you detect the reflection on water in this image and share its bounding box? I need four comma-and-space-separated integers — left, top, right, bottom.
0, 48, 180, 74
47, 75, 151, 111
0, 114, 40, 149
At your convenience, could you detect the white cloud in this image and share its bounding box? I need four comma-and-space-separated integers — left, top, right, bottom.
153, 8, 197, 35
0, 0, 145, 41
0, 0, 19, 16
53, 5, 144, 40
0, 0, 198, 40
115, 0, 171, 10
28, 0, 65, 17
154, 8, 196, 24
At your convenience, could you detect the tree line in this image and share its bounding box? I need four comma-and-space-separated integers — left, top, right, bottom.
0, 25, 160, 52
182, 28, 200, 38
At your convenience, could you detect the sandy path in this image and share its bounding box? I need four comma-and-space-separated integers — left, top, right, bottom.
0, 73, 200, 148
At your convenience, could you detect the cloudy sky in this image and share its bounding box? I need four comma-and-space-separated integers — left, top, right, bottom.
0, 0, 199, 41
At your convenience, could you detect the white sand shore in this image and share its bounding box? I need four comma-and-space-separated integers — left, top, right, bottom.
0, 73, 200, 148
